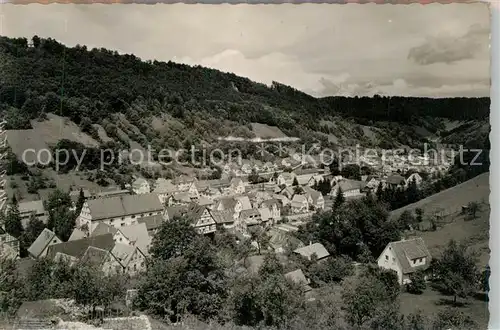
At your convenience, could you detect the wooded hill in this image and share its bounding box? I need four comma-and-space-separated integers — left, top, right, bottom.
0, 35, 491, 153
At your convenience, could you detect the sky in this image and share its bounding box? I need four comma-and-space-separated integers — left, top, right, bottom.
0, 3, 491, 97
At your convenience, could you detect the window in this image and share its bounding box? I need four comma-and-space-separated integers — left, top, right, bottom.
385, 255, 389, 260
413, 259, 416, 264
121, 223, 125, 227
131, 215, 136, 219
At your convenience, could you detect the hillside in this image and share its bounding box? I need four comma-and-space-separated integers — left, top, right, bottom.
390, 172, 490, 220
0, 35, 490, 155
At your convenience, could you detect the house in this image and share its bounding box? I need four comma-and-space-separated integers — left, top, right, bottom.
17, 200, 48, 228
285, 269, 312, 293
294, 242, 330, 261
0, 232, 20, 260
258, 207, 272, 226
172, 176, 198, 191
377, 237, 432, 285
405, 172, 423, 187
280, 186, 296, 200
111, 243, 147, 275
237, 208, 262, 233
167, 192, 193, 206
277, 172, 296, 187
261, 199, 281, 220
273, 194, 291, 207
137, 214, 165, 236
214, 197, 243, 219
132, 178, 150, 195
210, 209, 235, 230
79, 246, 124, 275
234, 195, 253, 210
195, 179, 231, 195
91, 222, 152, 256
230, 178, 246, 195
46, 233, 116, 265
77, 193, 165, 233
27, 228, 62, 259
386, 174, 406, 188
68, 228, 86, 241
268, 228, 305, 253
303, 187, 325, 210
295, 174, 314, 186
366, 177, 382, 190
185, 204, 217, 235
330, 179, 366, 199
152, 178, 178, 204
291, 194, 309, 214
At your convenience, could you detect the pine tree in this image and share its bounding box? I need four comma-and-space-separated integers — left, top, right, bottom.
75, 188, 86, 214
376, 182, 384, 201
334, 187, 345, 209
4, 196, 23, 238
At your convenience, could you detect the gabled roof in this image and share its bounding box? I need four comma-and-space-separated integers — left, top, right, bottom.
68, 228, 87, 241
171, 192, 192, 203
18, 200, 45, 215
334, 179, 366, 192
285, 269, 311, 291
111, 243, 137, 266
27, 228, 59, 258
216, 197, 238, 211
46, 233, 115, 261
294, 243, 330, 260
240, 208, 260, 219
210, 210, 234, 224
234, 195, 252, 210
261, 198, 280, 209
258, 207, 272, 222
302, 187, 322, 203
291, 194, 307, 204
137, 214, 165, 231
165, 205, 188, 220
386, 237, 432, 275
91, 222, 119, 237
80, 246, 121, 268
195, 178, 231, 190
386, 174, 406, 185
86, 194, 163, 221
153, 178, 178, 194
119, 223, 151, 255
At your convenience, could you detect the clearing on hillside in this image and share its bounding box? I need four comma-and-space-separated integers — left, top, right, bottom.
390, 172, 489, 220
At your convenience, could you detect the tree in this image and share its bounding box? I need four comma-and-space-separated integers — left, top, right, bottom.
415, 208, 424, 223
433, 240, 480, 304
0, 256, 27, 316
308, 255, 354, 284
466, 201, 480, 219
407, 270, 426, 294
249, 169, 260, 185
432, 309, 478, 330
258, 253, 283, 278
368, 303, 405, 330
75, 188, 86, 214
341, 273, 393, 328
135, 236, 226, 322
20, 214, 46, 255
149, 216, 198, 260
249, 227, 270, 255
398, 210, 416, 230
333, 187, 345, 209
292, 177, 299, 186
340, 164, 361, 181
406, 310, 427, 330
376, 182, 384, 201
482, 264, 490, 293
3, 197, 23, 239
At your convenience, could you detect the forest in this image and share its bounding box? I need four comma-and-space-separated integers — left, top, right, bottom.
0, 35, 490, 152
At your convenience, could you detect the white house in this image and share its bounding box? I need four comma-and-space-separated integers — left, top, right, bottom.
77, 193, 165, 233
330, 179, 366, 199
132, 178, 150, 195
377, 237, 432, 285
291, 195, 309, 214
405, 172, 423, 187
230, 178, 246, 195
261, 199, 281, 221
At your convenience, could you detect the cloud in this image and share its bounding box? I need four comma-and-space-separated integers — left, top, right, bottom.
408, 23, 490, 65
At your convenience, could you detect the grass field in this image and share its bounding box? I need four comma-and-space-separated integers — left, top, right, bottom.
390, 172, 490, 220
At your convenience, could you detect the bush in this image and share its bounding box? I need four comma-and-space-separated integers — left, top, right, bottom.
406, 270, 426, 294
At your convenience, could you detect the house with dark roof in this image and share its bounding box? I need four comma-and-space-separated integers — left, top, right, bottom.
210, 209, 235, 230
79, 246, 124, 275
46, 233, 115, 265
137, 214, 165, 235
27, 228, 62, 259
330, 179, 366, 199
386, 174, 406, 188
77, 193, 165, 233
185, 204, 217, 235
377, 237, 432, 285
